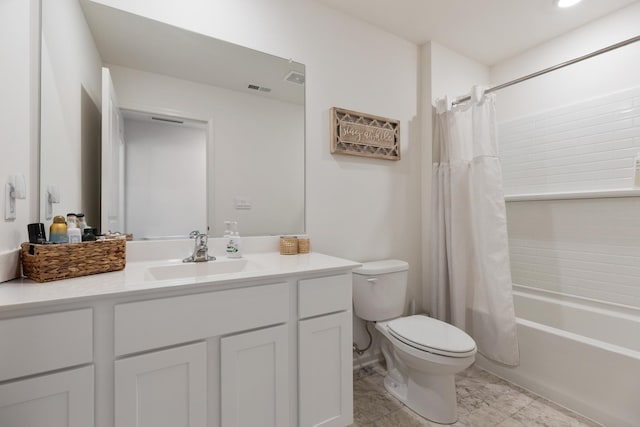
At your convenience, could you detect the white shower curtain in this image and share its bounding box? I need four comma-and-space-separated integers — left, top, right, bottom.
430, 86, 519, 366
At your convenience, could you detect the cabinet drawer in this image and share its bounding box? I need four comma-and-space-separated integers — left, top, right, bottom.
298, 274, 351, 319
115, 282, 289, 356
0, 309, 93, 382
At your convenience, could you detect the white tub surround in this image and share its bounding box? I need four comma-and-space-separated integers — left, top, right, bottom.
0, 241, 359, 427
476, 285, 640, 427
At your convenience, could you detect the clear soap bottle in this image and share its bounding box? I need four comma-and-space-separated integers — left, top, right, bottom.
225, 221, 242, 258
66, 219, 81, 244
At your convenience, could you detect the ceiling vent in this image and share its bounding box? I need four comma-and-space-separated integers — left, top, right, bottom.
284, 70, 305, 85
151, 116, 183, 124
248, 84, 272, 93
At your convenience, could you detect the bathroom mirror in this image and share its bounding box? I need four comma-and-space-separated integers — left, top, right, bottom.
40, 0, 305, 239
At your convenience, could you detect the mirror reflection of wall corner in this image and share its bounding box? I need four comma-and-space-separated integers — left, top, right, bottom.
40, 0, 305, 239
80, 85, 101, 232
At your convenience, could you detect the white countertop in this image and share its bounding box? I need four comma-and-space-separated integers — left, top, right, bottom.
0, 251, 360, 312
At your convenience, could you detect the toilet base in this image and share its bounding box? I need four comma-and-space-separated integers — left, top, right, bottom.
383, 370, 458, 424
383, 374, 407, 403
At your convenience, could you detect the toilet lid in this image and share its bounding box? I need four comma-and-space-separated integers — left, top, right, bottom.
387, 315, 476, 358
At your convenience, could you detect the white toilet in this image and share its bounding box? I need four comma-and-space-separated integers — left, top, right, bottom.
352, 260, 476, 424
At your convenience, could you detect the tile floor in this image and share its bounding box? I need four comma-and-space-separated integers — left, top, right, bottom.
350, 362, 601, 427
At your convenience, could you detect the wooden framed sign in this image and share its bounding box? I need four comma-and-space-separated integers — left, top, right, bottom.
330, 107, 400, 161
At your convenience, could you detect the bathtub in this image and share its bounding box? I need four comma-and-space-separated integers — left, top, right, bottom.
475, 284, 640, 427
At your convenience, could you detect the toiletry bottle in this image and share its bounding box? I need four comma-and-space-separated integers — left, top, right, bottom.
634, 153, 640, 188
225, 221, 242, 258
28, 223, 47, 244
67, 219, 82, 244
82, 228, 96, 241
66, 213, 78, 229
232, 221, 242, 258
49, 215, 68, 243
77, 213, 88, 231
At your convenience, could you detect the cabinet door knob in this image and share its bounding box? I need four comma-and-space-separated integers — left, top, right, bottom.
367, 277, 378, 283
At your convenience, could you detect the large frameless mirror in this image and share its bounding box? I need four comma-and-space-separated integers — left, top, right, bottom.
40, 0, 305, 239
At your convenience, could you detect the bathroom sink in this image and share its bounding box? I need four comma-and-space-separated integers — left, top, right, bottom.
146, 258, 259, 281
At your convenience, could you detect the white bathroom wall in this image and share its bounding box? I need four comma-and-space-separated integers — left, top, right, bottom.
0, 0, 37, 282
491, 2, 640, 307
110, 65, 305, 237
429, 42, 491, 104
123, 118, 207, 239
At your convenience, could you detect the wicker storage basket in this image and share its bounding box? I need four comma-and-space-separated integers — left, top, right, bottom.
21, 239, 126, 283
279, 237, 298, 255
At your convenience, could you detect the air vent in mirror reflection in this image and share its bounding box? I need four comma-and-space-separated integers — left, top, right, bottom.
248, 84, 271, 93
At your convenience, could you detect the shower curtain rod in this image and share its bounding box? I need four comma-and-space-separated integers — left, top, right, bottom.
452, 34, 640, 105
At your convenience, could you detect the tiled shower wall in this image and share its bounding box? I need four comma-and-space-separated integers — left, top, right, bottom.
499, 86, 640, 195
498, 86, 640, 308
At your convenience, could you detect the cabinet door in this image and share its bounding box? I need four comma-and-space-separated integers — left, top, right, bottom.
299, 311, 353, 427
221, 324, 289, 427
0, 365, 94, 427
115, 342, 207, 427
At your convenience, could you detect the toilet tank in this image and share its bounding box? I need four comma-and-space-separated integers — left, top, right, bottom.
352, 260, 409, 321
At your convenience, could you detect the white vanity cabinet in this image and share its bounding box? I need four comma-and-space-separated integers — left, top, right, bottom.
0, 309, 95, 427
0, 253, 358, 427
298, 274, 354, 427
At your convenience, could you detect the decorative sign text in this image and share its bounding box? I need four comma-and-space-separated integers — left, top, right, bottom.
339, 122, 395, 148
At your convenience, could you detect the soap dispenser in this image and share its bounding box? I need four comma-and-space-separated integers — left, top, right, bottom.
223, 221, 232, 238
225, 221, 242, 258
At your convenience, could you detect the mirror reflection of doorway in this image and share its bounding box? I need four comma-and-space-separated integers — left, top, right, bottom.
122, 111, 208, 240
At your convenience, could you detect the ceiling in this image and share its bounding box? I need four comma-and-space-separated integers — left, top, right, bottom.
316, 0, 639, 65
80, 1, 305, 105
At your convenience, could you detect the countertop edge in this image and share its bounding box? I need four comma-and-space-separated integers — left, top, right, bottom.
0, 252, 361, 313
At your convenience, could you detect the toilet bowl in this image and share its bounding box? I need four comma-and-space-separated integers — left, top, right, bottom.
352, 260, 476, 424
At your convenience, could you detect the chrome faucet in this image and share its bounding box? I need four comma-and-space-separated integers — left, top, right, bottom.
183, 230, 215, 263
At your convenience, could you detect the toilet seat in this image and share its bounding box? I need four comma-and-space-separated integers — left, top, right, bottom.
387, 315, 476, 358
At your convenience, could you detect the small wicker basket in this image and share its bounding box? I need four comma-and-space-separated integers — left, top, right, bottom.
21, 239, 126, 283
279, 237, 298, 255
298, 237, 310, 254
